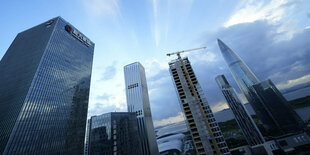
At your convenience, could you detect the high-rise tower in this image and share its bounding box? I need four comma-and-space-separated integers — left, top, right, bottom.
216, 75, 264, 146
217, 39, 304, 136
124, 62, 159, 155
85, 112, 142, 155
0, 17, 94, 154
169, 57, 230, 155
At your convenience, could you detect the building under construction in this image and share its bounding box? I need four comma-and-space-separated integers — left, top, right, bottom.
168, 56, 230, 155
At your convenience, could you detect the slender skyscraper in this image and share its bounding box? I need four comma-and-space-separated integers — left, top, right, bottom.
216, 75, 264, 146
217, 39, 304, 136
0, 17, 94, 154
169, 57, 230, 155
124, 62, 159, 155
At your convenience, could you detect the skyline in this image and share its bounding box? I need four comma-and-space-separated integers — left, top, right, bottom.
1, 0, 310, 127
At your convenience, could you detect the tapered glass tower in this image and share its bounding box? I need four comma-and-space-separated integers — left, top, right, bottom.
216, 75, 264, 146
0, 17, 94, 154
217, 39, 259, 97
217, 39, 304, 136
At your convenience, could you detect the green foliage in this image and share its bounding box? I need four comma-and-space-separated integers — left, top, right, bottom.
215, 96, 310, 149
225, 138, 248, 149
218, 119, 239, 133
218, 119, 247, 149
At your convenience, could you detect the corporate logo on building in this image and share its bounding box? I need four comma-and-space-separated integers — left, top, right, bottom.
65, 25, 90, 47
65, 25, 72, 32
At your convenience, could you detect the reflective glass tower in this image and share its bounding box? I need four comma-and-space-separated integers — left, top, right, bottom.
85, 112, 142, 155
124, 62, 159, 155
0, 17, 94, 154
217, 39, 304, 136
216, 75, 264, 146
217, 39, 259, 96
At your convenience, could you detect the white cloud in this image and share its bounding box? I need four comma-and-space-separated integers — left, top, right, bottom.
144, 58, 169, 77
224, 0, 292, 27
153, 112, 185, 127
88, 61, 127, 118
88, 90, 127, 117
82, 0, 121, 18
224, 0, 304, 41
211, 101, 229, 113
277, 74, 310, 90
190, 51, 217, 64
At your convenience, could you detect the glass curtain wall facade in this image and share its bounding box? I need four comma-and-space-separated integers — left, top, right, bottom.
216, 75, 265, 146
217, 39, 304, 136
0, 17, 94, 154
250, 80, 304, 135
169, 57, 230, 155
86, 112, 142, 155
123, 62, 159, 155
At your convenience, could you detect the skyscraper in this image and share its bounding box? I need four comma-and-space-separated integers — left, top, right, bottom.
0, 17, 94, 154
216, 75, 265, 146
169, 57, 230, 155
85, 112, 142, 155
250, 80, 304, 134
124, 62, 159, 155
217, 39, 304, 136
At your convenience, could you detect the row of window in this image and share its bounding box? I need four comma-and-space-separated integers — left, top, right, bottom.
136, 110, 143, 116
127, 83, 138, 89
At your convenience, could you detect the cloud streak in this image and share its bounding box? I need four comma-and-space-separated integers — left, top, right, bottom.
151, 0, 195, 46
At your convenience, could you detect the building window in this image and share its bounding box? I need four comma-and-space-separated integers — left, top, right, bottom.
128, 83, 138, 89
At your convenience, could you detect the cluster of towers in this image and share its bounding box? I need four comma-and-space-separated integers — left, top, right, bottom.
216, 39, 304, 136
0, 17, 160, 155
0, 16, 309, 155
167, 39, 309, 154
85, 62, 160, 155
215, 39, 309, 153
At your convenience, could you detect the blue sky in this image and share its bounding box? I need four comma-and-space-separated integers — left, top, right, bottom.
1, 0, 310, 127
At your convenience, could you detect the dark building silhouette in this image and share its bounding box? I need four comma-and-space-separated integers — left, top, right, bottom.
0, 17, 94, 154
250, 80, 304, 134
217, 39, 304, 137
86, 112, 142, 155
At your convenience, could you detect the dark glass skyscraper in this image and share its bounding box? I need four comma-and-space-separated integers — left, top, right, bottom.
250, 80, 304, 134
216, 75, 264, 146
0, 17, 94, 154
217, 39, 304, 136
86, 112, 142, 155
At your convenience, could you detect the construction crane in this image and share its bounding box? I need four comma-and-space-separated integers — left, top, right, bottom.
166, 46, 207, 58
167, 47, 221, 155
